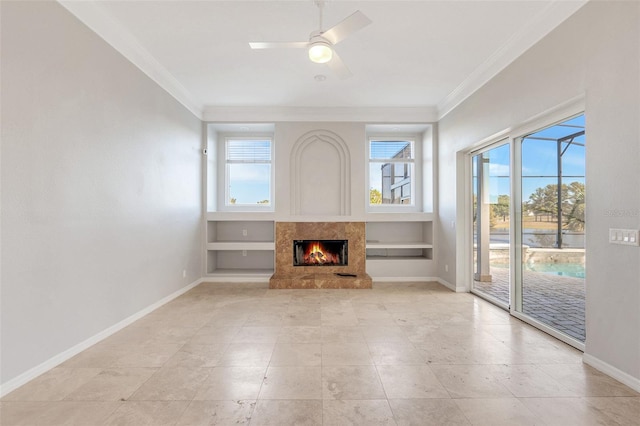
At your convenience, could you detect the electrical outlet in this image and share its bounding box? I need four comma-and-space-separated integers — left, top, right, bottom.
445, 264, 449, 272
242, 229, 248, 236
242, 250, 247, 256
182, 269, 186, 278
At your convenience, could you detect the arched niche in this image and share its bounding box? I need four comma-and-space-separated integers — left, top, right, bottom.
290, 130, 351, 216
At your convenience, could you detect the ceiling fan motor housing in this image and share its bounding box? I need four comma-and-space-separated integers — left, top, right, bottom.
308, 32, 333, 63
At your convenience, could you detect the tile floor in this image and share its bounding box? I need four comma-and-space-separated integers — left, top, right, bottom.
1, 281, 638, 425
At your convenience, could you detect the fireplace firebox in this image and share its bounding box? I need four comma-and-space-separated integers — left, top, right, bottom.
293, 240, 348, 266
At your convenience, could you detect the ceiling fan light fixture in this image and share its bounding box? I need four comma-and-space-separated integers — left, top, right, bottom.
308, 41, 332, 63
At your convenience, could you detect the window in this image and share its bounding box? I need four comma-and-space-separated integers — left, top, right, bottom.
369, 138, 415, 207
224, 137, 273, 208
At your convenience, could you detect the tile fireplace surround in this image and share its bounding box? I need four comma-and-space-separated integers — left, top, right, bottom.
269, 222, 372, 289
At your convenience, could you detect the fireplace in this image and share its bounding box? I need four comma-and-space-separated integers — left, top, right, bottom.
270, 222, 372, 289
293, 240, 348, 266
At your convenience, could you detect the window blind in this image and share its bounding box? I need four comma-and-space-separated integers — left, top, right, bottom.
226, 139, 271, 163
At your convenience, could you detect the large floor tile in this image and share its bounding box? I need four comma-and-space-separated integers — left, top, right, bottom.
585, 396, 640, 426
278, 326, 323, 343
537, 363, 640, 397
320, 326, 365, 344
193, 367, 266, 400
368, 342, 426, 366
217, 343, 274, 367
259, 366, 322, 399
163, 343, 229, 368
176, 400, 255, 425
430, 364, 512, 399
64, 368, 156, 401
454, 398, 539, 426
2, 368, 103, 401
103, 401, 189, 426
187, 326, 241, 345
521, 397, 618, 426
110, 342, 184, 368
389, 398, 471, 426
269, 343, 321, 366
488, 364, 578, 398
250, 400, 322, 425
129, 367, 212, 401
321, 342, 373, 365
377, 365, 450, 399
323, 399, 396, 426
232, 326, 281, 344
0, 401, 51, 426
0, 401, 118, 426
322, 366, 386, 400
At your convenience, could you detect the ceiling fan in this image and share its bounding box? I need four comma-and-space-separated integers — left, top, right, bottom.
249, 0, 372, 79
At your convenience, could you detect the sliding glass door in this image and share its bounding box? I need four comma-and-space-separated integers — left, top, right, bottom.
471, 142, 510, 308
470, 113, 586, 348
515, 114, 586, 343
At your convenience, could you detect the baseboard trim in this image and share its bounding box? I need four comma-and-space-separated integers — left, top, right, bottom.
203, 276, 271, 283
371, 276, 437, 283
0, 277, 204, 397
583, 353, 640, 393
436, 277, 458, 292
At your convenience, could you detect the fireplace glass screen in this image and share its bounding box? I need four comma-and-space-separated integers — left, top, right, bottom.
293, 240, 348, 266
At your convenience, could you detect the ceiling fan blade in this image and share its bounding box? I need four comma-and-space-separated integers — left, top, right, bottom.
327, 51, 352, 79
322, 10, 372, 45
249, 41, 308, 49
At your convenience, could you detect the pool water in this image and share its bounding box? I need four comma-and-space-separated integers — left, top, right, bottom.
491, 263, 585, 278
525, 262, 585, 278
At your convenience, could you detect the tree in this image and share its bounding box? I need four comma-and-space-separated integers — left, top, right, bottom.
370, 188, 382, 204
526, 182, 585, 230
527, 185, 563, 221
257, 199, 269, 204
492, 194, 510, 221
565, 181, 585, 231
229, 197, 237, 204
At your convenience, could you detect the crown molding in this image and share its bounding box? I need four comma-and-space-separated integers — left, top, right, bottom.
202, 106, 438, 123
437, 0, 589, 120
57, 0, 204, 120
58, 0, 587, 125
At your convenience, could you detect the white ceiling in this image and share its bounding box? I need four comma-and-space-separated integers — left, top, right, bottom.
60, 0, 587, 120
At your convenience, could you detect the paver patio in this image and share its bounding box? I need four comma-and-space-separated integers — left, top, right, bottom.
474, 267, 585, 342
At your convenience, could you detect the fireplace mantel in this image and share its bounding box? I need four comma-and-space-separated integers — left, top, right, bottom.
269, 222, 372, 289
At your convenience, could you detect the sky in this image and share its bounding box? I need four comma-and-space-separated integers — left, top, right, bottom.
226, 139, 271, 205
476, 114, 585, 203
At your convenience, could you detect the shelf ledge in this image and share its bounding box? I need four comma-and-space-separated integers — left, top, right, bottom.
366, 243, 433, 249
207, 242, 275, 251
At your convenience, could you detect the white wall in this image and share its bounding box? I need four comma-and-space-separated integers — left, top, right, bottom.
438, 2, 640, 385
1, 1, 203, 387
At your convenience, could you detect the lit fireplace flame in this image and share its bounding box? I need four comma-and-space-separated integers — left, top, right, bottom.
308, 242, 328, 264
295, 240, 345, 266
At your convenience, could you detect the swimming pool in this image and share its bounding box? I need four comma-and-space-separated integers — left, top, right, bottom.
525, 262, 585, 278
492, 263, 585, 278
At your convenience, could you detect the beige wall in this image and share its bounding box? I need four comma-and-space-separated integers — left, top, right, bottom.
1, 1, 203, 386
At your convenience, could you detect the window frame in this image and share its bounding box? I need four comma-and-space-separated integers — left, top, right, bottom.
367, 135, 421, 212
217, 134, 274, 212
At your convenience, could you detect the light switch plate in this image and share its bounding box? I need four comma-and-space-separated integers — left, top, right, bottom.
609, 228, 640, 246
